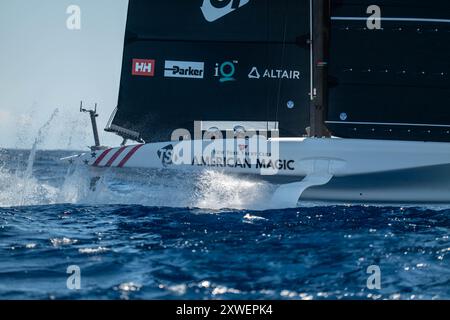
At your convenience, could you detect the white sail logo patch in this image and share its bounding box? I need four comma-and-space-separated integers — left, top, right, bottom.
201, 0, 250, 22
164, 61, 205, 79
132, 59, 155, 77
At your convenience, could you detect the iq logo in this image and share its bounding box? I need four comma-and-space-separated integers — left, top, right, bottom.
201, 0, 250, 22
214, 61, 238, 83
132, 59, 155, 77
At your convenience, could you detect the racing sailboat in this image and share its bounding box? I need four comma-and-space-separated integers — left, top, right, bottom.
69, 0, 450, 208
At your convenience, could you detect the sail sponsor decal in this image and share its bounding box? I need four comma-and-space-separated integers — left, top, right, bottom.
192, 156, 295, 171
157, 144, 174, 167
164, 61, 205, 79
248, 67, 301, 80
132, 59, 155, 77
155, 144, 294, 171
201, 0, 250, 22
214, 60, 238, 83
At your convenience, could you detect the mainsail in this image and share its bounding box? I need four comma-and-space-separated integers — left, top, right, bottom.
108, 0, 312, 142
327, 0, 450, 141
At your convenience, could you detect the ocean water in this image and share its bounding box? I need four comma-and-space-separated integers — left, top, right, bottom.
0, 148, 449, 300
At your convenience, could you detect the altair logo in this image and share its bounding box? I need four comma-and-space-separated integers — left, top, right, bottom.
248, 67, 301, 80
248, 67, 261, 79
201, 0, 250, 22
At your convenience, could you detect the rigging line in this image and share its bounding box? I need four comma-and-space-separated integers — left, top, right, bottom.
309, 0, 314, 101
325, 121, 450, 128
264, 1, 271, 133
333, 82, 450, 90
331, 16, 450, 24
126, 37, 298, 45
275, 2, 289, 126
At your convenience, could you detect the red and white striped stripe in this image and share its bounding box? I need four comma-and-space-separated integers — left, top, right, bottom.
117, 144, 144, 168
93, 144, 144, 168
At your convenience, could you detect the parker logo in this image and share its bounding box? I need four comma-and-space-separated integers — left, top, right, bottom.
164, 61, 204, 79
157, 144, 174, 167
132, 59, 155, 77
201, 0, 250, 22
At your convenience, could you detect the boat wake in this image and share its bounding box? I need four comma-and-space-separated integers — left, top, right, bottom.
3, 147, 450, 211
0, 149, 278, 210
0, 108, 277, 210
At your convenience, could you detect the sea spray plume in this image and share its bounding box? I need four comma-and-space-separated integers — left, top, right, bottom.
1, 149, 278, 209
56, 112, 95, 204
0, 109, 60, 207
18, 109, 59, 206
193, 170, 276, 210
56, 165, 276, 210
8, 102, 38, 175
0, 151, 56, 207
23, 109, 60, 179
59, 109, 91, 151
58, 167, 198, 207
13, 101, 38, 150
57, 164, 93, 204
57, 123, 90, 204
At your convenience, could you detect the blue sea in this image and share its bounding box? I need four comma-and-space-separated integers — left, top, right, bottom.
0, 149, 449, 300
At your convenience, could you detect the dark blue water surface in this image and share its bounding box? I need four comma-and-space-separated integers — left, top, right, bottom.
0, 150, 449, 300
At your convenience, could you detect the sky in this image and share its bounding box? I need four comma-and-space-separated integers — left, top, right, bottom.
0, 0, 128, 150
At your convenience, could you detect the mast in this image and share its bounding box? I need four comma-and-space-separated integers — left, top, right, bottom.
310, 0, 330, 137
80, 102, 102, 150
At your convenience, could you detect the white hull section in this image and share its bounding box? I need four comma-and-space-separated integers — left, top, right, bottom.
66, 138, 450, 208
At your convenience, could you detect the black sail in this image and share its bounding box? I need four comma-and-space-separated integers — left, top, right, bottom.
109, 0, 312, 142
327, 0, 450, 142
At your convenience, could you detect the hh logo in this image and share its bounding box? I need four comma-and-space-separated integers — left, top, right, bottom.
157, 144, 174, 167
201, 0, 250, 22
132, 59, 155, 76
